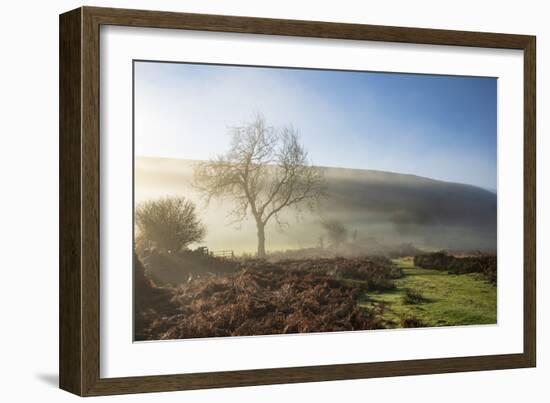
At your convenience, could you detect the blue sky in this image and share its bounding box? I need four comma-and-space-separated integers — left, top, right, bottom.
134, 61, 497, 190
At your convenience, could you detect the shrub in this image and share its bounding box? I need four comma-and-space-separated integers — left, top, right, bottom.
268, 256, 403, 291
135, 196, 206, 254
414, 252, 497, 285
141, 249, 239, 286
402, 288, 428, 305
413, 251, 452, 269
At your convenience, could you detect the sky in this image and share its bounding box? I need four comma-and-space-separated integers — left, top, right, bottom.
134, 61, 497, 191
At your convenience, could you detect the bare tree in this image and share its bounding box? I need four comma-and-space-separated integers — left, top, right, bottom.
194, 114, 326, 257
135, 196, 206, 254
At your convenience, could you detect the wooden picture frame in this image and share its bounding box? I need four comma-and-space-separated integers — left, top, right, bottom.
59, 6, 536, 396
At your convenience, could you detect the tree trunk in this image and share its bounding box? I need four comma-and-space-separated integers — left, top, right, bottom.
256, 222, 266, 258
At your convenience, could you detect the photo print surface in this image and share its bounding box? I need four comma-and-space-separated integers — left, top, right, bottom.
133, 61, 497, 341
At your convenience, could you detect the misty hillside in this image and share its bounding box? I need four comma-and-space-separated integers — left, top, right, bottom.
320, 166, 496, 251
135, 157, 497, 253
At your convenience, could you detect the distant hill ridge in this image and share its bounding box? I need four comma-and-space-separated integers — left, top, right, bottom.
141, 156, 492, 191
135, 156, 497, 252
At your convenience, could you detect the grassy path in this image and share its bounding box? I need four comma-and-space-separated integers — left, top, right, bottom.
360, 257, 497, 328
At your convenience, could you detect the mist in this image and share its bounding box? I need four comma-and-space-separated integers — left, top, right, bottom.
135, 157, 496, 255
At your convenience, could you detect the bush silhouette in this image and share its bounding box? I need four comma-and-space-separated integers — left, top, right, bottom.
135, 196, 206, 254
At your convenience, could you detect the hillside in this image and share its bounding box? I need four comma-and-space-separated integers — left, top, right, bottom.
135, 157, 497, 254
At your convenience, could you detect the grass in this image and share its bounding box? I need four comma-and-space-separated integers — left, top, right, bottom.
402, 288, 429, 305
358, 257, 497, 328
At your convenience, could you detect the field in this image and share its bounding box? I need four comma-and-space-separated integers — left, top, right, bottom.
360, 257, 497, 327
135, 252, 497, 340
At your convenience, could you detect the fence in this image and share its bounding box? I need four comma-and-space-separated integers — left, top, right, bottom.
210, 249, 235, 259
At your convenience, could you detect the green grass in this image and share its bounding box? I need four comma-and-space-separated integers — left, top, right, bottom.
359, 257, 497, 328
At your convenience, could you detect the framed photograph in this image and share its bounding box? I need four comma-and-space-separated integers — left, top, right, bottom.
59, 6, 536, 396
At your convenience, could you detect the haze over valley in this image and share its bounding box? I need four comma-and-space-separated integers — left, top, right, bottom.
136, 157, 497, 255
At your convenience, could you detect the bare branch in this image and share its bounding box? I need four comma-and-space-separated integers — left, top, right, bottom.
193, 113, 326, 256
